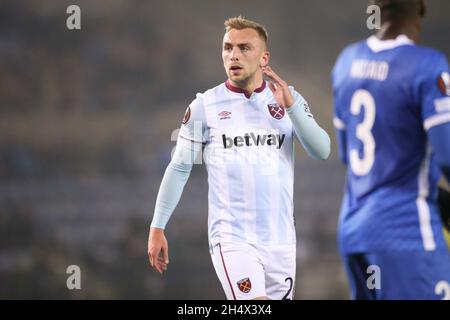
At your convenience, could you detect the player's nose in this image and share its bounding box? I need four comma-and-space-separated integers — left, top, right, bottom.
229, 47, 240, 60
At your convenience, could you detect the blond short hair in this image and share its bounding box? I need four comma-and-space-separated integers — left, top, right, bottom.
224, 16, 268, 45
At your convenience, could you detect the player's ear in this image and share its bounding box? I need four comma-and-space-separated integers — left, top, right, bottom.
260, 51, 270, 68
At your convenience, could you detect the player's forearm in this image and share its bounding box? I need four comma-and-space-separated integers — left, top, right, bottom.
287, 102, 331, 160
439, 166, 450, 183
436, 153, 450, 182
428, 123, 450, 182
150, 144, 198, 229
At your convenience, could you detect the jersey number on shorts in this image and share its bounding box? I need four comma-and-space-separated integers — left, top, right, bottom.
435, 280, 450, 300
282, 277, 294, 300
350, 89, 376, 176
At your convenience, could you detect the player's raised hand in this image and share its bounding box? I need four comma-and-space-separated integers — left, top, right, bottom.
262, 65, 295, 108
148, 227, 169, 274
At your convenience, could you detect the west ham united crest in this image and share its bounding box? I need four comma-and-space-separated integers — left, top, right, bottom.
268, 103, 285, 119
237, 277, 252, 293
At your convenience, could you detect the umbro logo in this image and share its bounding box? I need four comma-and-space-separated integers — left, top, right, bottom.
218, 111, 232, 120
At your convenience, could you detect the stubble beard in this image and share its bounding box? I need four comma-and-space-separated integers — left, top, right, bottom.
229, 69, 255, 89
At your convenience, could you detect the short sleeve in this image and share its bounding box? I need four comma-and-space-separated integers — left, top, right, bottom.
331, 48, 350, 131
178, 93, 209, 144
415, 51, 450, 131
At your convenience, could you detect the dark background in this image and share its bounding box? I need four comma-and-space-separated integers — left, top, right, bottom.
0, 0, 449, 299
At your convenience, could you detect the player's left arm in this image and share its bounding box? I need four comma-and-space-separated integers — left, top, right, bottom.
428, 124, 450, 234
428, 123, 450, 182
437, 182, 450, 233
418, 51, 450, 231
263, 66, 331, 160
419, 51, 450, 181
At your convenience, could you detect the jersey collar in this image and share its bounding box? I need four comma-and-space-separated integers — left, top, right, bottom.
367, 34, 414, 53
225, 80, 266, 99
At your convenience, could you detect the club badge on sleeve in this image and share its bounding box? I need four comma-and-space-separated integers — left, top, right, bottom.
438, 71, 450, 96
182, 106, 191, 124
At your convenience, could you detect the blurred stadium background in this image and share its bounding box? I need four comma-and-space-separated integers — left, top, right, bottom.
0, 0, 449, 299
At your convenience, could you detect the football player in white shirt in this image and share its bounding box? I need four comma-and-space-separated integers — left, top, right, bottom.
148, 16, 330, 300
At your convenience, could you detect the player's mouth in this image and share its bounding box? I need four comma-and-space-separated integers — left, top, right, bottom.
229, 65, 243, 74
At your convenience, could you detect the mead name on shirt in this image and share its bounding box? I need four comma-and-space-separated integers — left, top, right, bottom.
351, 60, 389, 81
222, 132, 285, 149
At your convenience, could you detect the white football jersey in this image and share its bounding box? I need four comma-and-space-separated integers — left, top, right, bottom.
179, 80, 307, 246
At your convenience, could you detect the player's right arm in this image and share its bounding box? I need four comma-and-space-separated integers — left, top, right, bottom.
148, 141, 199, 273
148, 95, 207, 274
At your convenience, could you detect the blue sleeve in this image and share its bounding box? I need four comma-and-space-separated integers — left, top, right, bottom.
331, 51, 348, 165
287, 88, 331, 160
414, 50, 450, 181
334, 125, 347, 165
150, 138, 202, 229
428, 122, 450, 182
332, 82, 347, 165
414, 51, 450, 131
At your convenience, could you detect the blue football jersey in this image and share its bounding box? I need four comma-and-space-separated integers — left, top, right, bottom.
332, 35, 450, 253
